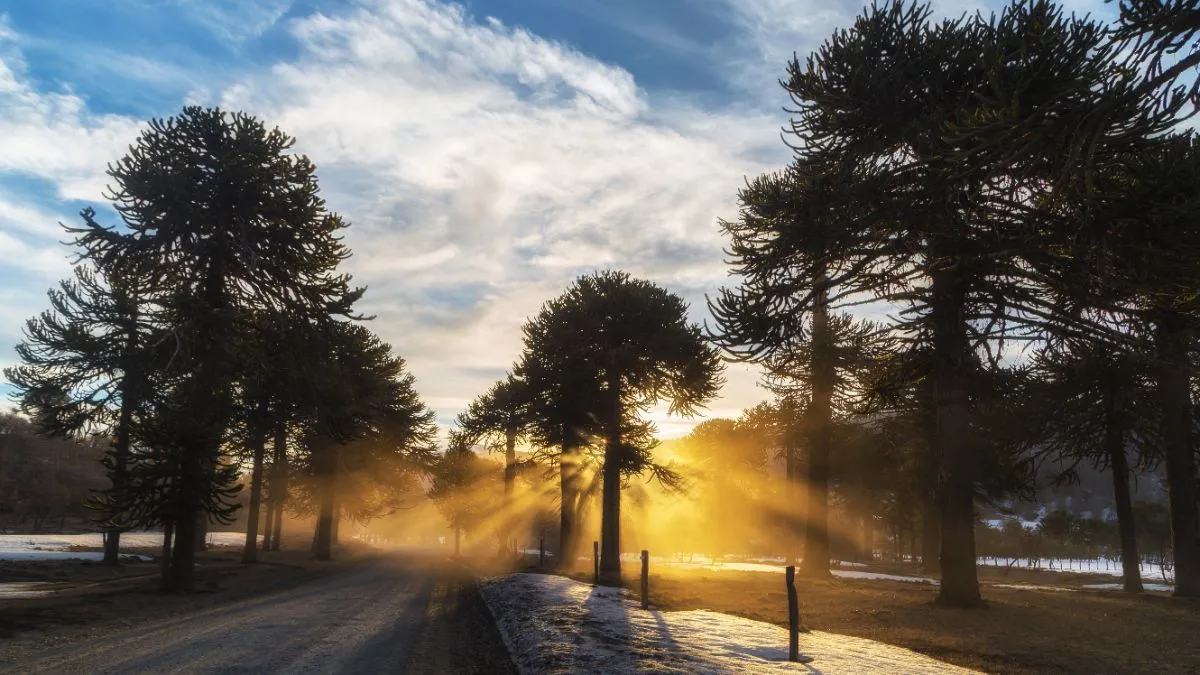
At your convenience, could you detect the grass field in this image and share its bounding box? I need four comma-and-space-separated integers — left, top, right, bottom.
611, 562, 1200, 674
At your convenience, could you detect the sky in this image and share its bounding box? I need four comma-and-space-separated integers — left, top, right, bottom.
0, 0, 1119, 438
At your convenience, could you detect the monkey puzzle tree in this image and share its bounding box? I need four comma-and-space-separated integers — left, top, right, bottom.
1027, 335, 1159, 593
714, 1, 1124, 605
67, 106, 362, 590
303, 322, 437, 561
524, 271, 722, 585
457, 374, 534, 550
5, 264, 161, 566
516, 304, 606, 567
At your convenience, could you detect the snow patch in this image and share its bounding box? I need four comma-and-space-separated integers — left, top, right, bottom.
1082, 582, 1174, 592
480, 572, 979, 674
0, 531, 249, 561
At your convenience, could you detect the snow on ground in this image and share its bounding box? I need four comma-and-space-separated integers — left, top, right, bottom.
480, 572, 979, 674
1082, 582, 1175, 592
977, 556, 1172, 582
0, 531, 250, 561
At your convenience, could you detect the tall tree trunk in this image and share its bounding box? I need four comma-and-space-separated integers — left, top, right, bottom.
242, 419, 268, 564
559, 441, 579, 569
861, 511, 874, 562
1155, 316, 1200, 597
269, 421, 288, 552
785, 436, 798, 564
159, 519, 174, 591
314, 447, 337, 561
1104, 394, 1143, 594
170, 510, 197, 591
801, 279, 834, 578
598, 368, 623, 586
931, 261, 981, 607
921, 489, 942, 573
262, 494, 275, 552
331, 508, 340, 546
503, 428, 517, 554
102, 393, 136, 566
271, 497, 284, 551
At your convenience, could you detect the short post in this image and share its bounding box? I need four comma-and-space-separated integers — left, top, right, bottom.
786, 565, 800, 662
593, 541, 600, 583
539, 536, 545, 569
640, 550, 650, 609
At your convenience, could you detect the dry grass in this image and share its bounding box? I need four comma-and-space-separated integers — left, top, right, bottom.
631, 564, 1200, 674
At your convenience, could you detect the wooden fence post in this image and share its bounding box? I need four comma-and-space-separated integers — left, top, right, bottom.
593, 541, 599, 583
641, 550, 649, 609
786, 566, 799, 661
784, 566, 815, 663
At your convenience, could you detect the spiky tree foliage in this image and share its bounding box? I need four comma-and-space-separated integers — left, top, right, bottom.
5, 264, 163, 565
516, 306, 607, 567
302, 322, 437, 561
523, 271, 722, 585
1027, 335, 1159, 593
457, 374, 535, 550
430, 433, 503, 556
1062, 132, 1200, 596
754, 311, 891, 577
66, 106, 363, 590
713, 1, 1129, 606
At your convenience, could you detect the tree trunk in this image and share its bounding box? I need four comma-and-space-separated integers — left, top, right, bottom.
784, 428, 801, 565
1105, 401, 1143, 594
559, 441, 579, 569
921, 489, 942, 573
269, 421, 288, 552
195, 513, 208, 552
262, 491, 275, 552
158, 520, 174, 591
801, 281, 833, 577
331, 508, 340, 546
454, 526, 462, 556
598, 368, 623, 586
314, 447, 336, 561
504, 427, 517, 552
861, 511, 874, 562
169, 511, 197, 591
271, 497, 284, 551
242, 420, 268, 564
930, 261, 981, 607
1155, 316, 1200, 597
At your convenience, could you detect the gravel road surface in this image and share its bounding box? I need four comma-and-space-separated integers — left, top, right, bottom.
7, 553, 515, 674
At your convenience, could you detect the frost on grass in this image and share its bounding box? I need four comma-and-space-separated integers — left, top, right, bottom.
0, 532, 248, 561
480, 572, 979, 674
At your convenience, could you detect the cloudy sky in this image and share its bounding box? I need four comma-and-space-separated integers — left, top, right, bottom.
0, 0, 1116, 437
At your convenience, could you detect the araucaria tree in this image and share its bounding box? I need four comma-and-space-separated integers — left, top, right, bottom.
5, 264, 160, 565
67, 106, 361, 590
715, 2, 1133, 606
522, 271, 722, 585
456, 374, 533, 551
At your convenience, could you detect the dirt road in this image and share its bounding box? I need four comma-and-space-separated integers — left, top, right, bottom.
6, 553, 515, 674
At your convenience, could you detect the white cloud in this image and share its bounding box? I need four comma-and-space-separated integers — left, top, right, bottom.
205, 0, 785, 434
0, 20, 141, 202
169, 0, 294, 44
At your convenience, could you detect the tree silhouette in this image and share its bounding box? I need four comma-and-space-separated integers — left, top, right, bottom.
67, 106, 362, 590
1027, 335, 1159, 593
522, 271, 722, 585
457, 374, 534, 552
5, 264, 161, 565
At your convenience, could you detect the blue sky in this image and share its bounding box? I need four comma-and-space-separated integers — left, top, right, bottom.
0, 0, 1117, 436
